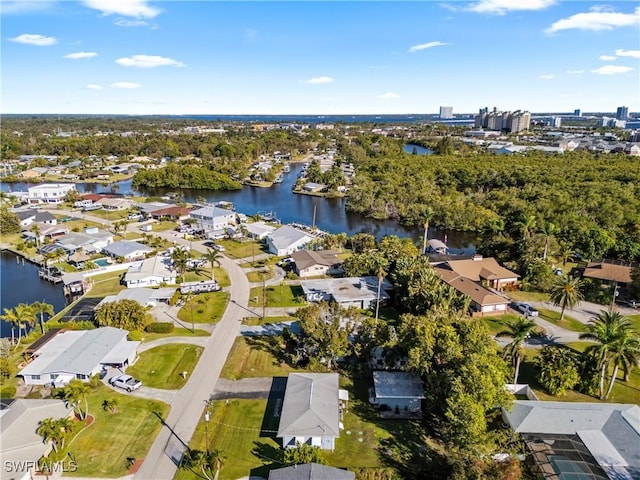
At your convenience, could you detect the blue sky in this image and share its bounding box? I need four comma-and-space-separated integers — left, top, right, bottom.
1, 0, 639, 115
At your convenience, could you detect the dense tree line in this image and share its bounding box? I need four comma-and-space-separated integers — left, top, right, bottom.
132, 162, 242, 190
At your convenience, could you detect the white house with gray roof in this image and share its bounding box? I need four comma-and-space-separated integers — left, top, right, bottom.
123, 256, 176, 288
189, 206, 237, 234
102, 240, 153, 261
99, 287, 176, 308
277, 373, 341, 450
300, 276, 393, 309
0, 399, 73, 480
56, 227, 113, 253
19, 327, 139, 386
503, 401, 640, 480
266, 225, 314, 256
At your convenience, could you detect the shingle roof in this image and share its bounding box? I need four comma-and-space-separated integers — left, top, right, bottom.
277, 373, 340, 438
434, 268, 508, 306
103, 240, 152, 258
583, 261, 636, 284
291, 250, 340, 271
268, 225, 313, 251
373, 371, 425, 399
268, 463, 355, 480
444, 256, 519, 281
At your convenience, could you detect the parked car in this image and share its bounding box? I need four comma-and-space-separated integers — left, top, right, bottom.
510, 302, 539, 317
109, 374, 142, 392
277, 257, 294, 267
212, 244, 225, 252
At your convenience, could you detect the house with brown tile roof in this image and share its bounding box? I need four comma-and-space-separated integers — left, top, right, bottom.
149, 206, 192, 221
291, 250, 342, 278
434, 267, 509, 316
439, 255, 519, 291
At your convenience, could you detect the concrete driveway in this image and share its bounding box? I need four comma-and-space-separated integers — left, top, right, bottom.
210, 377, 275, 400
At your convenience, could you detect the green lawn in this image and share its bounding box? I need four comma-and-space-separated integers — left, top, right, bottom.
141, 327, 210, 343
246, 268, 275, 283
66, 386, 169, 477
87, 209, 129, 221
220, 336, 301, 380
242, 316, 294, 326
538, 308, 587, 333
177, 291, 229, 324
126, 344, 203, 389
508, 291, 550, 302
152, 220, 178, 232
564, 341, 593, 353
216, 239, 268, 259
517, 347, 640, 404
248, 285, 306, 308
481, 314, 523, 336
85, 271, 126, 297
627, 314, 640, 332
182, 266, 230, 287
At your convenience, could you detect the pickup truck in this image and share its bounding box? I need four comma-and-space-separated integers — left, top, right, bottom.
109, 374, 142, 392
510, 302, 539, 317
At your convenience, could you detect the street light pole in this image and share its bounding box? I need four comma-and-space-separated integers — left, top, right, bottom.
204, 400, 211, 454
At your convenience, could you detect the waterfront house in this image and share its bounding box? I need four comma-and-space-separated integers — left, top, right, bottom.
149, 206, 192, 221
122, 256, 177, 288
300, 276, 393, 309
290, 250, 342, 278
15, 210, 58, 227
19, 327, 139, 386
102, 240, 153, 262
435, 255, 519, 291
56, 227, 113, 254
268, 464, 355, 480
27, 183, 76, 205
266, 225, 314, 256
369, 371, 425, 418
0, 399, 74, 480
244, 221, 276, 240
303, 182, 326, 193
18, 168, 46, 179
502, 401, 640, 480
24, 224, 68, 245
189, 206, 237, 236
277, 373, 342, 450
96, 197, 134, 211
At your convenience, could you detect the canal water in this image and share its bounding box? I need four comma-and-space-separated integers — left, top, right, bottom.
0, 251, 67, 338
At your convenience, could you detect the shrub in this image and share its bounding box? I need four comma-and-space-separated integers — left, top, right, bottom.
169, 290, 181, 306
0, 385, 17, 398
145, 322, 174, 333
127, 330, 143, 341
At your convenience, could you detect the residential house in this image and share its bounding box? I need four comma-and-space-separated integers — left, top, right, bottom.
290, 250, 342, 278
369, 371, 425, 418
136, 201, 175, 217
27, 183, 76, 205
435, 255, 519, 291
300, 276, 393, 309
102, 241, 153, 261
0, 399, 74, 480
189, 206, 237, 236
303, 182, 326, 193
56, 227, 113, 254
99, 287, 176, 308
149, 206, 192, 221
266, 225, 314, 256
268, 463, 355, 480
15, 210, 58, 227
122, 256, 177, 288
244, 221, 276, 240
624, 143, 640, 156
277, 373, 342, 450
24, 224, 68, 245
18, 327, 140, 386
96, 197, 134, 211
18, 168, 46, 180
434, 267, 509, 316
583, 260, 637, 287
503, 401, 640, 480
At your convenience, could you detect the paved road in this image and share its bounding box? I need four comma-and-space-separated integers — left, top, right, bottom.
135, 240, 250, 480
529, 300, 638, 325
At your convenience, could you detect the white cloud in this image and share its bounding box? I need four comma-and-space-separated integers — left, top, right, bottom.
115, 19, 150, 27
615, 49, 640, 58
566, 69, 584, 74
468, 0, 555, 15
0, 0, 55, 15
115, 55, 185, 68
244, 28, 258, 38
9, 33, 57, 46
64, 52, 98, 59
378, 92, 400, 99
110, 82, 141, 89
408, 41, 448, 53
539, 74, 554, 80
82, 0, 161, 18
85, 84, 103, 90
599, 55, 617, 61
546, 6, 640, 33
591, 65, 634, 75
304, 76, 334, 84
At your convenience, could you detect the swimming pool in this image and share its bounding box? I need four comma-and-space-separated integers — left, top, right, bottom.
94, 258, 112, 267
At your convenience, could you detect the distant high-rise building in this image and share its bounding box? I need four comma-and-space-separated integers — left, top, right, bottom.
474, 108, 530, 132
479, 107, 488, 115
616, 106, 629, 120
552, 116, 562, 128
439, 106, 453, 119
574, 109, 582, 117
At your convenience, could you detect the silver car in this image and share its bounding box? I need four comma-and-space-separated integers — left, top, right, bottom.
109, 374, 142, 392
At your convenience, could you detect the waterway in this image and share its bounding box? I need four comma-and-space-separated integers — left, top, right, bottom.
403, 143, 434, 155
0, 251, 67, 338
2, 164, 476, 251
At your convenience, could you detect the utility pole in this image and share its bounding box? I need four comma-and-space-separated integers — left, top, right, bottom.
204, 400, 211, 454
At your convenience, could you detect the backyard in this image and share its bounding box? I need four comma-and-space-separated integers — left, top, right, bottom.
126, 344, 203, 389
85, 270, 126, 297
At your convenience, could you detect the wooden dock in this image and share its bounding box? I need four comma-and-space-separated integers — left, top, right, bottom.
38, 269, 63, 283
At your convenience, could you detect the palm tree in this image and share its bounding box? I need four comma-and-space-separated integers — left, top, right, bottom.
171, 247, 190, 279
604, 334, 640, 399
2, 303, 36, 344
202, 248, 222, 282
579, 310, 636, 399
421, 207, 434, 255
30, 223, 41, 247
497, 317, 537, 384
514, 214, 537, 241
180, 448, 225, 480
549, 275, 584, 321
31, 301, 55, 335
539, 221, 559, 261
38, 417, 74, 453
1, 308, 20, 345
64, 379, 90, 420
